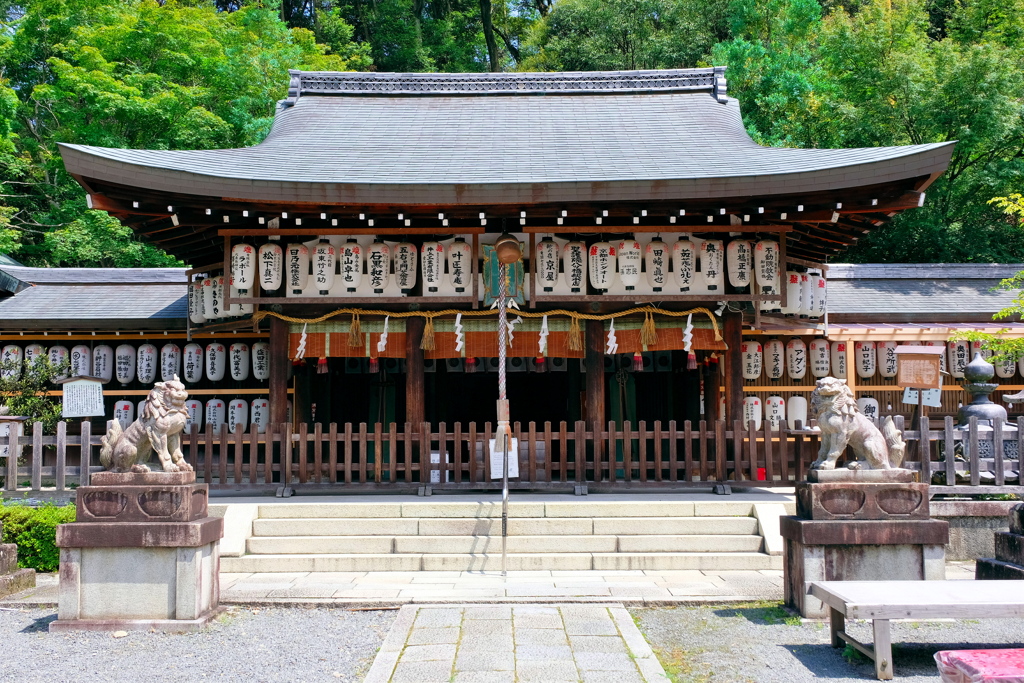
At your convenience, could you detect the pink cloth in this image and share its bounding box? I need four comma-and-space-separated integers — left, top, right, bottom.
936, 649, 1024, 683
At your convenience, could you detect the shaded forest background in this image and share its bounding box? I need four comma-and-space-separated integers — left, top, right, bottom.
0, 0, 1022, 267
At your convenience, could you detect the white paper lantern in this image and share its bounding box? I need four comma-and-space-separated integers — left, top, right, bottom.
286, 243, 310, 294
228, 398, 248, 434
877, 341, 898, 379
251, 398, 270, 433
367, 240, 391, 293
857, 397, 880, 425
948, 340, 969, 379
258, 242, 283, 291
205, 399, 226, 433
996, 353, 1016, 379
671, 237, 697, 292
1, 345, 21, 380
764, 339, 785, 381
754, 240, 781, 296
726, 240, 753, 289
588, 242, 615, 291
644, 238, 668, 291
534, 237, 560, 293
114, 401, 134, 430
765, 396, 786, 430
184, 399, 203, 432
812, 274, 827, 317
616, 238, 642, 290
136, 344, 157, 384
213, 276, 225, 317
742, 396, 762, 429
311, 239, 337, 294
782, 271, 803, 316
971, 341, 993, 361
201, 278, 217, 319
855, 341, 876, 378
230, 242, 256, 294
447, 238, 472, 293
700, 239, 724, 291
183, 343, 203, 383
49, 345, 69, 381
421, 241, 444, 293
800, 273, 816, 318
115, 344, 136, 384
340, 238, 363, 292
809, 339, 830, 378
24, 344, 44, 370
562, 241, 586, 293
788, 396, 809, 429
252, 342, 270, 381
831, 341, 848, 379
189, 279, 207, 325
206, 343, 226, 382
0, 422, 9, 460
787, 338, 807, 380
158, 344, 180, 382
925, 341, 947, 373
393, 242, 417, 292
229, 343, 250, 381
741, 341, 762, 380
228, 282, 252, 316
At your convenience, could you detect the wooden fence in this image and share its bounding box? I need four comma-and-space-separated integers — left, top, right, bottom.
1, 416, 1022, 496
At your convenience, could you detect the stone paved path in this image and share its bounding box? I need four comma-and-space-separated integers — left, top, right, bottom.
364, 603, 668, 683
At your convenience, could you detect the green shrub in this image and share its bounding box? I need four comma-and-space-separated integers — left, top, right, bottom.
0, 503, 76, 572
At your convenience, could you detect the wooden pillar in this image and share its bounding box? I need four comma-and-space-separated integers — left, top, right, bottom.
706, 355, 722, 423
723, 310, 744, 424
585, 319, 605, 429
406, 317, 425, 427
269, 316, 290, 426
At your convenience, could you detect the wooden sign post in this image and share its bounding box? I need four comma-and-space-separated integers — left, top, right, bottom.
894, 345, 945, 432
56, 376, 106, 419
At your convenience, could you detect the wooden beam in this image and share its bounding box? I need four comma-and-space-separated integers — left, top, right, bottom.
585, 319, 606, 429
405, 317, 425, 426
218, 227, 487, 236
723, 310, 744, 424
269, 316, 290, 427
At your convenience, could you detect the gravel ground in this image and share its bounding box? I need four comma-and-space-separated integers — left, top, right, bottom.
0, 606, 395, 683
633, 602, 1024, 682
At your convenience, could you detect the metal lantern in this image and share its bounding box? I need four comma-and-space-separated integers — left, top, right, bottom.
765, 395, 786, 430
535, 237, 560, 293
764, 339, 785, 381
206, 343, 226, 383
114, 401, 134, 430
726, 240, 753, 289
393, 242, 418, 293
947, 340, 969, 379
252, 342, 270, 381
228, 398, 248, 434
183, 343, 204, 383
812, 274, 827, 318
367, 240, 391, 293
996, 353, 1016, 379
258, 242, 283, 291
137, 343, 157, 384
0, 345, 21, 380
421, 241, 444, 293
205, 399, 226, 433
700, 239, 724, 291
644, 238, 668, 292
788, 395, 809, 429
782, 271, 802, 316
251, 398, 270, 433
447, 237, 472, 293
115, 344, 136, 384
800, 273, 815, 318
313, 239, 337, 295
562, 241, 586, 293
159, 344, 180, 382
741, 341, 763, 380
616, 238, 642, 291
189, 279, 206, 325
855, 341, 877, 378
588, 241, 615, 291
49, 345, 69, 381
877, 341, 898, 378
184, 399, 203, 432
286, 242, 310, 294
786, 338, 807, 380
230, 243, 256, 294
830, 341, 847, 379
340, 238, 362, 292
809, 339, 830, 378
925, 340, 948, 373
857, 397, 880, 425
229, 343, 250, 381
93, 345, 114, 383
742, 396, 762, 429
671, 237, 696, 292
24, 344, 44, 370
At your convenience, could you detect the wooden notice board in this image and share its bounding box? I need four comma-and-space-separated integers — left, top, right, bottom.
894, 346, 944, 390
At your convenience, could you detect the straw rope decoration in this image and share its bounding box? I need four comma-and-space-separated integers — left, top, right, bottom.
250, 306, 721, 351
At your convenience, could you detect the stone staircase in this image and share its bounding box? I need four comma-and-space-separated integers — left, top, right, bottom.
217, 499, 792, 573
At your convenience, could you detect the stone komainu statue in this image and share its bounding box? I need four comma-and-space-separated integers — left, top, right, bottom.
99, 376, 193, 473
810, 376, 906, 470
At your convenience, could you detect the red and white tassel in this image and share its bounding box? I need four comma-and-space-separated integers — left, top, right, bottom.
687, 352, 697, 370
632, 352, 644, 372
369, 357, 379, 373
534, 356, 547, 373
466, 357, 479, 374
317, 357, 328, 374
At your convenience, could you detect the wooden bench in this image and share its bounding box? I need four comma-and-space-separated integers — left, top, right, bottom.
810, 581, 1024, 680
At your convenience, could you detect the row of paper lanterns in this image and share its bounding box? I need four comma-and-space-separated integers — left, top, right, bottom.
0, 342, 270, 385
112, 398, 284, 434
739, 395, 884, 430
740, 339, 1002, 381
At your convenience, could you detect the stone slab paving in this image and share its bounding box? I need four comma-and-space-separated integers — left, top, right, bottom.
364, 603, 668, 683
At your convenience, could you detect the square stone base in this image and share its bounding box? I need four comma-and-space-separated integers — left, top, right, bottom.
49, 606, 226, 633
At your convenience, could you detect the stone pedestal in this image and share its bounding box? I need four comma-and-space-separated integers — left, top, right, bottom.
51, 471, 223, 632
0, 522, 36, 598
977, 503, 1024, 580
783, 477, 949, 618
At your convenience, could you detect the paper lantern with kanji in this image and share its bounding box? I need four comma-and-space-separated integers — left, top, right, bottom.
996, 353, 1016, 379
855, 341, 876, 378
213, 276, 225, 317
421, 241, 444, 293
252, 342, 270, 381
367, 240, 391, 293
24, 344, 44, 370
726, 240, 753, 289
228, 282, 252, 316
0, 345, 20, 380
136, 344, 157, 384
340, 239, 363, 292
782, 271, 802, 316
788, 396, 809, 429
92, 345, 113, 383
312, 239, 337, 294
877, 341, 898, 378
800, 273, 815, 318
228, 398, 248, 434
754, 239, 781, 298
809, 339, 830, 378
184, 399, 202, 432
201, 278, 217, 319
812, 274, 827, 317
924, 341, 947, 373
787, 338, 807, 380
447, 238, 472, 293
183, 343, 203, 384
671, 237, 696, 292
393, 242, 417, 292
229, 343, 250, 382
742, 396, 762, 429
535, 238, 560, 293
251, 398, 270, 433
765, 396, 786, 430
115, 344, 136, 384
947, 340, 969, 378
764, 339, 785, 380
562, 241, 585, 293
831, 341, 848, 378
644, 238, 668, 291
588, 242, 615, 291
49, 345, 69, 381
114, 401, 134, 430
286, 243, 310, 294
857, 397, 880, 424
205, 399, 226, 433
700, 239, 724, 291
616, 238, 642, 290
189, 279, 206, 325
230, 242, 256, 294
258, 242, 283, 291
741, 341, 762, 380
158, 344, 180, 382
206, 343, 226, 383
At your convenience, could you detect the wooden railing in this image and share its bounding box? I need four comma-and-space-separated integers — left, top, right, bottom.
1, 417, 1022, 495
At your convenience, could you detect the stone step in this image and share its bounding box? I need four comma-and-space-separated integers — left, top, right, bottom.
251, 516, 759, 538
246, 533, 764, 555
221, 551, 780, 573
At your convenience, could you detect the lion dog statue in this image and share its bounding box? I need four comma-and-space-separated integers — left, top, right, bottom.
810, 376, 906, 470
99, 376, 193, 473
